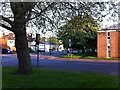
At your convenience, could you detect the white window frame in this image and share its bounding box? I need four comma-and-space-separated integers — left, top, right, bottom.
106, 31, 110, 58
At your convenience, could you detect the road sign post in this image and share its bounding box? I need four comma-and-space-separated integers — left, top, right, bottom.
36, 45, 39, 66
69, 39, 71, 48
36, 34, 40, 66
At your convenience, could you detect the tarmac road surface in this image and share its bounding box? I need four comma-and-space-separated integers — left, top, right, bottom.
1, 53, 120, 76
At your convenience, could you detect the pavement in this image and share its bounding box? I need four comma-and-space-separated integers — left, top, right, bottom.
31, 53, 120, 63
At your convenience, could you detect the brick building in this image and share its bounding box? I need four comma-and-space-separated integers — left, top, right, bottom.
97, 24, 120, 58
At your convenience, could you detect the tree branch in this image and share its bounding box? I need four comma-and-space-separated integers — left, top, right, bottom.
25, 2, 37, 22
27, 2, 55, 21
0, 23, 13, 32
0, 15, 14, 27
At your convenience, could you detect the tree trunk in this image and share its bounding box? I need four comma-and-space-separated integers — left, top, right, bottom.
15, 31, 32, 74
10, 3, 33, 74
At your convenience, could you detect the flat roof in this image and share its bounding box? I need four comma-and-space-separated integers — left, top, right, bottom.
98, 23, 120, 32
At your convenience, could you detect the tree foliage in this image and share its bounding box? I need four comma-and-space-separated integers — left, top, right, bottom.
57, 15, 100, 50
47, 36, 60, 45
40, 36, 60, 45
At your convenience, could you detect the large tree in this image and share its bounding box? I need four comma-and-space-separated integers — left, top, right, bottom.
0, 1, 118, 74
1, 2, 36, 74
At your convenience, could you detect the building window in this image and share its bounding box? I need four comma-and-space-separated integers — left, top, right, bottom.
107, 46, 110, 58
107, 32, 110, 45
107, 32, 110, 58
107, 51, 110, 58
9, 41, 13, 44
107, 32, 110, 37
107, 39, 110, 44
108, 46, 110, 51
107, 37, 110, 39
107, 32, 110, 40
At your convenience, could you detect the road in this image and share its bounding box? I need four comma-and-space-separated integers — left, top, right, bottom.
1, 53, 120, 76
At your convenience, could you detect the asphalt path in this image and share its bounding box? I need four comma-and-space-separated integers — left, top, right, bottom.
1, 53, 120, 76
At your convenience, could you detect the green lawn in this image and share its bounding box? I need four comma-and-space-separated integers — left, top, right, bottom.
2, 67, 119, 88
61, 52, 120, 60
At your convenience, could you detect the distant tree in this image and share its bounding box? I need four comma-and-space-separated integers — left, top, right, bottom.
40, 37, 45, 42
57, 15, 100, 52
47, 36, 60, 45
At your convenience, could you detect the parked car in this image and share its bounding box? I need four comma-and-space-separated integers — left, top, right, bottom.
2, 48, 12, 54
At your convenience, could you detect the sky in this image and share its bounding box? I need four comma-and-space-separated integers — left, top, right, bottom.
1, 0, 120, 2
100, 14, 118, 29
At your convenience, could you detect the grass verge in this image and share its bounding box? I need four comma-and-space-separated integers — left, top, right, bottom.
2, 67, 119, 88
61, 52, 120, 60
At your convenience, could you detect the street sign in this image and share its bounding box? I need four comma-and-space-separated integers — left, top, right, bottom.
69, 39, 71, 47
36, 34, 40, 45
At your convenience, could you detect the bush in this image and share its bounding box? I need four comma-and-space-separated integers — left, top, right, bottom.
28, 48, 32, 53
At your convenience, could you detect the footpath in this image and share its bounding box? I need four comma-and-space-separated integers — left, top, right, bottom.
31, 53, 120, 63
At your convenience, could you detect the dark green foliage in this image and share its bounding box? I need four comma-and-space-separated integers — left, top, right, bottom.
28, 48, 32, 53
57, 15, 100, 50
